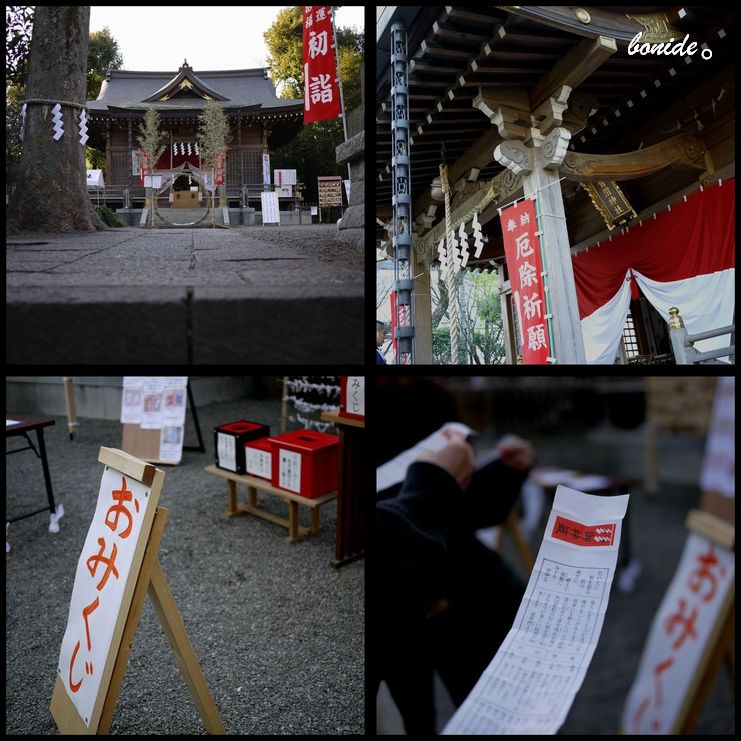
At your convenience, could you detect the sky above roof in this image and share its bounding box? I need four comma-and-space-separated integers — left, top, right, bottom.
89, 5, 365, 71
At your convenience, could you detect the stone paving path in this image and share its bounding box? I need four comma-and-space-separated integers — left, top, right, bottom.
7, 224, 364, 364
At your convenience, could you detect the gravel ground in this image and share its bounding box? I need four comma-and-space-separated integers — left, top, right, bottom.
6, 399, 364, 735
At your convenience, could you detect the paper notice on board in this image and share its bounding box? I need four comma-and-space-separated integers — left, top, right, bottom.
443, 485, 629, 735
217, 433, 236, 472
246, 448, 272, 479
159, 426, 184, 464
376, 422, 474, 493
279, 449, 302, 493
140, 378, 164, 429
162, 378, 187, 426
121, 377, 144, 424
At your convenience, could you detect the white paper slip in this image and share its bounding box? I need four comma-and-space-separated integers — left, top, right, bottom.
376, 422, 475, 493
443, 485, 630, 735
120, 377, 144, 425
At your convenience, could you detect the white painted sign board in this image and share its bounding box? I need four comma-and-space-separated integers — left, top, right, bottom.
621, 531, 734, 733
274, 168, 297, 186
57, 465, 159, 726
262, 153, 271, 186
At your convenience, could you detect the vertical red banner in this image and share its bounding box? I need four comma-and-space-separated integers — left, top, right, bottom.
214, 151, 225, 185
303, 6, 341, 124
390, 290, 398, 361
500, 199, 552, 364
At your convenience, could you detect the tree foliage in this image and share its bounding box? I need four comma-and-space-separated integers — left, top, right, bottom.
431, 269, 506, 364
136, 107, 166, 168
86, 26, 123, 100
6, 6, 34, 189
264, 7, 364, 203
137, 107, 165, 228
6, 5, 33, 87
197, 100, 231, 171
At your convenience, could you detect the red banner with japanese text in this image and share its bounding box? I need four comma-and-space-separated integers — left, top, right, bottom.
390, 289, 398, 361
501, 198, 552, 364
138, 151, 150, 186
302, 6, 341, 124
214, 151, 225, 186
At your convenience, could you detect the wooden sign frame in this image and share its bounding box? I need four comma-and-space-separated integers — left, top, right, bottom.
50, 447, 224, 735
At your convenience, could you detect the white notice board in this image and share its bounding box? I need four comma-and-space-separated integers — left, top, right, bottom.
274, 168, 297, 186
121, 377, 187, 464
261, 191, 280, 224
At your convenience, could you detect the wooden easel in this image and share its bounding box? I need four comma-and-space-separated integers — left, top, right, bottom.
63, 377, 79, 440
50, 448, 224, 734
672, 509, 735, 734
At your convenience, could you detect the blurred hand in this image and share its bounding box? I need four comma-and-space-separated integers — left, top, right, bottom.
496, 435, 535, 471
417, 430, 475, 490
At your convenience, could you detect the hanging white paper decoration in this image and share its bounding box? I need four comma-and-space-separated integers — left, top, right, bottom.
472, 212, 484, 258
19, 103, 27, 142
51, 103, 64, 141
78, 109, 88, 146
437, 236, 448, 277
458, 222, 470, 268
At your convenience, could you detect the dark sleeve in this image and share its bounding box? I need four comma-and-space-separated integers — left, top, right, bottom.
375, 461, 463, 621
460, 459, 530, 530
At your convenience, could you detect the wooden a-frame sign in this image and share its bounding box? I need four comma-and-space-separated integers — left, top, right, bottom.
50, 447, 224, 734
620, 508, 734, 734
672, 510, 734, 734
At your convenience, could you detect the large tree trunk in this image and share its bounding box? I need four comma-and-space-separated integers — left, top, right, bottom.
9, 6, 104, 232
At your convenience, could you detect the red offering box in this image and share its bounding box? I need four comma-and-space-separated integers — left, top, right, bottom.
244, 437, 273, 480
214, 420, 270, 474
268, 429, 339, 498
340, 376, 365, 420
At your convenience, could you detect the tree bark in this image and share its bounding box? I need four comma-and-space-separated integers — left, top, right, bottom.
9, 6, 104, 233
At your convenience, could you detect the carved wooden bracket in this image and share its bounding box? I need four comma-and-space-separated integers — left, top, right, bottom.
560, 133, 710, 181
532, 84, 572, 135
494, 139, 532, 175
473, 88, 530, 140
541, 127, 573, 170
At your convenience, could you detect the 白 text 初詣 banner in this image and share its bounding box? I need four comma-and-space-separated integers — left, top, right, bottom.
303, 6, 340, 124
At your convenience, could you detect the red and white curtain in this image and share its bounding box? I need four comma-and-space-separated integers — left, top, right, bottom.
573, 179, 735, 363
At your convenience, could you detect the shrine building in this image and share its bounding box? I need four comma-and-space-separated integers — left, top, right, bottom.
376, 6, 735, 365
86, 60, 303, 209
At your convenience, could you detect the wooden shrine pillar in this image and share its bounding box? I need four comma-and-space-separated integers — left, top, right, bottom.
413, 253, 433, 363
525, 143, 586, 363
494, 130, 587, 364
